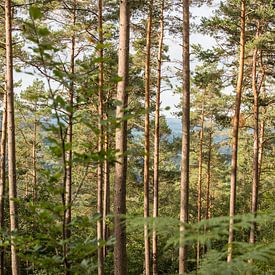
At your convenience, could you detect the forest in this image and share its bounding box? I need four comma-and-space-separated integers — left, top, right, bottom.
0, 0, 274, 274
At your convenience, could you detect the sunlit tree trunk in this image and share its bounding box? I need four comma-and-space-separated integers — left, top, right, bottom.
179, 0, 190, 273
227, 0, 246, 262
103, 120, 110, 259
0, 92, 7, 275
249, 22, 262, 245
114, 1, 130, 274
249, 44, 259, 245
206, 126, 212, 221
5, 0, 20, 273
196, 98, 205, 270
64, 2, 76, 273
97, 0, 104, 273
144, 1, 153, 274
32, 112, 37, 201
204, 122, 213, 255
258, 121, 264, 175
258, 92, 265, 180
152, 1, 165, 274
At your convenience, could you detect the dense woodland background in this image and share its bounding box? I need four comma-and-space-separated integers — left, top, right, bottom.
0, 0, 274, 274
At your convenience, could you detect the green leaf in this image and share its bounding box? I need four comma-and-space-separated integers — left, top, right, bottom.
40, 43, 54, 51
111, 75, 123, 83
55, 95, 66, 107
29, 6, 43, 20
53, 69, 64, 79
37, 27, 50, 36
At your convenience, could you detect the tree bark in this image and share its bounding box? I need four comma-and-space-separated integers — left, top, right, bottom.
5, 0, 20, 273
97, 0, 104, 273
103, 121, 110, 259
196, 99, 205, 270
179, 0, 190, 273
227, 0, 246, 262
206, 127, 212, 221
144, 1, 153, 274
257, 50, 266, 187
204, 122, 213, 255
258, 90, 265, 181
249, 23, 260, 244
114, 1, 130, 274
32, 114, 37, 201
152, 1, 165, 274
0, 92, 7, 275
64, 3, 76, 273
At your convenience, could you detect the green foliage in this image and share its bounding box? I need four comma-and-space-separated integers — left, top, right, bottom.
1, 0, 274, 274
126, 213, 275, 274
29, 6, 43, 20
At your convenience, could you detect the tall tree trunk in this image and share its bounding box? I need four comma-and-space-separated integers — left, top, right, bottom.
227, 0, 246, 262
0, 92, 7, 275
249, 55, 259, 243
64, 3, 76, 273
32, 115, 37, 201
97, 0, 104, 273
144, 1, 153, 274
204, 123, 212, 255
5, 0, 20, 273
196, 99, 205, 270
258, 50, 265, 186
258, 91, 265, 180
152, 1, 165, 274
205, 127, 212, 221
249, 24, 260, 244
103, 121, 110, 259
179, 0, 190, 273
114, 1, 130, 274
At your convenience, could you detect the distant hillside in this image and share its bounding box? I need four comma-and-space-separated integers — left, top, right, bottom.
166, 117, 182, 137
166, 117, 231, 156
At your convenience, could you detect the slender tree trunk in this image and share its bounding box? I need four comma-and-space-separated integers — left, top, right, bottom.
227, 0, 246, 262
64, 3, 76, 273
114, 1, 130, 274
0, 92, 7, 275
97, 0, 104, 273
249, 29, 259, 245
196, 99, 205, 270
205, 127, 212, 221
152, 1, 165, 274
32, 116, 37, 201
103, 121, 110, 259
204, 123, 212, 255
5, 0, 20, 273
179, 0, 190, 273
144, 1, 153, 274
258, 50, 265, 185
258, 91, 265, 180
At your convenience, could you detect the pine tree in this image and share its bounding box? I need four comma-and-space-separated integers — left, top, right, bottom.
227, 0, 246, 261
114, 1, 130, 274
143, 1, 153, 274
152, 1, 165, 274
0, 91, 7, 275
179, 0, 190, 273
97, 0, 104, 273
5, 0, 20, 273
